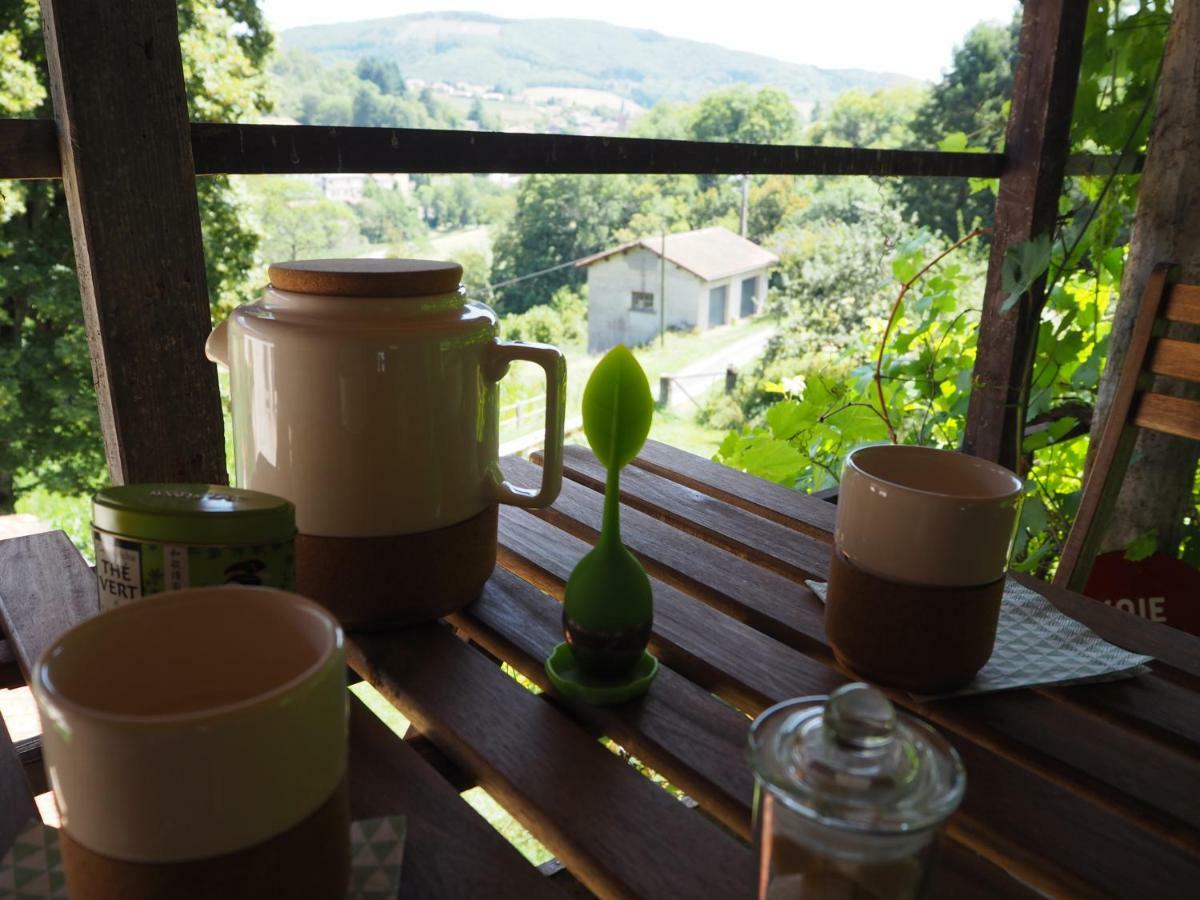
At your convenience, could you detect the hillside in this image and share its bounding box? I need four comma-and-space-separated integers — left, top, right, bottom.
279, 12, 915, 109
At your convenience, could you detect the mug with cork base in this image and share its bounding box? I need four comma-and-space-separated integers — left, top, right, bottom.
32, 586, 349, 900
826, 444, 1023, 692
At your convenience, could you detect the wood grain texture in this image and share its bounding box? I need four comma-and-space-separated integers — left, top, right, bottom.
1148, 336, 1200, 383
0, 713, 37, 859
38, 0, 227, 485
964, 0, 1089, 468
449, 567, 758, 840
509, 455, 829, 655
1133, 391, 1200, 440
347, 623, 756, 900
449, 567, 1040, 900
347, 696, 561, 900
1056, 265, 1173, 591
605, 449, 1200, 812
557, 451, 1200, 875
190, 123, 1006, 178
498, 504, 835, 711
637, 438, 1200, 677
1164, 283, 1200, 324
0, 531, 97, 676
630, 439, 836, 540
0, 116, 1135, 182
494, 505, 1200, 896
561, 444, 830, 581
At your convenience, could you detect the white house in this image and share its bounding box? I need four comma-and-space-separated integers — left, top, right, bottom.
578, 226, 778, 353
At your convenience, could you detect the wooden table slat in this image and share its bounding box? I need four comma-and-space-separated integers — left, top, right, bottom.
496, 502, 1200, 897
561, 444, 830, 581
0, 532, 98, 677
449, 567, 755, 839
347, 695, 561, 899
610, 443, 1200, 750
507, 456, 828, 657
533, 455, 1200, 834
348, 624, 756, 900
631, 439, 837, 540
449, 567, 1040, 899
632, 439, 1200, 679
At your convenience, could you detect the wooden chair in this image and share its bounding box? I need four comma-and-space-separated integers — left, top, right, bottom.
1056, 263, 1200, 592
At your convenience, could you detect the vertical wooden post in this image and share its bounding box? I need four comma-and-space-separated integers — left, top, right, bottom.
1087, 1, 1200, 555
39, 0, 227, 485
963, 0, 1089, 470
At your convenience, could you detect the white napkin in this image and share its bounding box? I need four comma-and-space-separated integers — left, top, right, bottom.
0, 815, 407, 899
807, 578, 1152, 699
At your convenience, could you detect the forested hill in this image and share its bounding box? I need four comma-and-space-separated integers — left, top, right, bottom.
278, 12, 914, 107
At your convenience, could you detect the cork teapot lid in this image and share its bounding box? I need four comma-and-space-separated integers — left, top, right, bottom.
268, 258, 464, 297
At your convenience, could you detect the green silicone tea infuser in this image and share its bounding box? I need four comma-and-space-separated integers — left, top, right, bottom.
545, 345, 658, 705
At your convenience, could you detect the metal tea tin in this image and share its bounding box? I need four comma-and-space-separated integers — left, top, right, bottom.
92, 484, 296, 609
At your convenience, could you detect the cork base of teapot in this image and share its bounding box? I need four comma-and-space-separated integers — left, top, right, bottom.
60, 778, 349, 900
825, 548, 1003, 693
296, 505, 497, 628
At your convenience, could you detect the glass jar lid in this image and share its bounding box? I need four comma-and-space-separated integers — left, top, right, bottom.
747, 683, 965, 834
92, 484, 296, 545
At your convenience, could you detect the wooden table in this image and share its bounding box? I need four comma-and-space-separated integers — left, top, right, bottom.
2, 441, 1199, 897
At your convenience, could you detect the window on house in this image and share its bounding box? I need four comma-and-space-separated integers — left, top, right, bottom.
631, 290, 655, 311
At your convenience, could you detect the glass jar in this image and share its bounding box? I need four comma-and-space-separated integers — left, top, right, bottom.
92, 483, 296, 609
747, 683, 965, 899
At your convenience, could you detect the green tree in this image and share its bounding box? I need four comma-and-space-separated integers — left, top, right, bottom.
355, 179, 425, 246
807, 86, 925, 149
251, 178, 359, 263
0, 0, 273, 512
490, 174, 637, 313
468, 97, 500, 131
690, 86, 799, 145
355, 56, 405, 96
897, 20, 1018, 239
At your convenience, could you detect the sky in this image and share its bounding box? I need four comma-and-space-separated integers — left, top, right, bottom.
259, 1, 1019, 83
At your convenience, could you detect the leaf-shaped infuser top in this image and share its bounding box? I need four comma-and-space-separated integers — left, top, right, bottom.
582, 344, 653, 472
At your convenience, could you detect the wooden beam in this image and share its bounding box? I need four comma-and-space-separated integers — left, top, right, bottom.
963, 0, 1089, 469
38, 0, 226, 485
1087, 0, 1200, 556
0, 117, 1145, 181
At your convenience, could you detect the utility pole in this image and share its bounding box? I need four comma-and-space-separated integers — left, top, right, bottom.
740, 174, 749, 237
659, 229, 667, 348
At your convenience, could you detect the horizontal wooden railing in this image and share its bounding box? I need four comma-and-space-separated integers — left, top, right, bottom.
0, 118, 1141, 181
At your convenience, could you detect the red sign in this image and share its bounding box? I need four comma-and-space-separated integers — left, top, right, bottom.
1084, 551, 1200, 636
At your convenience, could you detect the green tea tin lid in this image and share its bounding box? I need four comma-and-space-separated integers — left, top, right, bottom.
92, 484, 296, 545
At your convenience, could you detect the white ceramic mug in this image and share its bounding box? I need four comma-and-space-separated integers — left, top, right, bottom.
33, 586, 347, 864
835, 444, 1024, 587
206, 263, 565, 538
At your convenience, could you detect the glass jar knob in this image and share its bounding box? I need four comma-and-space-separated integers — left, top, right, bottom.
824, 683, 897, 750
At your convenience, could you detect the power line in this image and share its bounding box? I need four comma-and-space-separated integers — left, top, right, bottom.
488, 255, 590, 291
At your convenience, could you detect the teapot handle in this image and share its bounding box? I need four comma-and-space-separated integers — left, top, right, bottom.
486, 340, 566, 509
205, 318, 231, 368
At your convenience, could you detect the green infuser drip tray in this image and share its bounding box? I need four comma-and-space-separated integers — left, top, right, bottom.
545, 643, 659, 706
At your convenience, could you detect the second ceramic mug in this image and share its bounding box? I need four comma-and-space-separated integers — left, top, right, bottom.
33, 586, 349, 900
826, 445, 1024, 692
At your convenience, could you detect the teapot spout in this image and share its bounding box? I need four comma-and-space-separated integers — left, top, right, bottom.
205, 318, 231, 368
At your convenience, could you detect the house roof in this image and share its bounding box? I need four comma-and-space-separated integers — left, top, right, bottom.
576, 226, 779, 282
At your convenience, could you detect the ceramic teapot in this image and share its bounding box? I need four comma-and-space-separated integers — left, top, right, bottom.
206, 258, 566, 626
